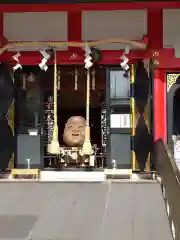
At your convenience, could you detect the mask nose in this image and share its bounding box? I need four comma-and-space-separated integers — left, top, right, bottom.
72, 130, 79, 136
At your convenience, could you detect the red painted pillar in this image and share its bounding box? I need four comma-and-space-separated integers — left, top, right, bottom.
68, 11, 82, 53
0, 13, 4, 46
154, 69, 166, 142
147, 9, 163, 49
147, 9, 167, 142
0, 13, 8, 49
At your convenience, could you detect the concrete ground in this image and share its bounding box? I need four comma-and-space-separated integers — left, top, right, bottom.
0, 181, 173, 240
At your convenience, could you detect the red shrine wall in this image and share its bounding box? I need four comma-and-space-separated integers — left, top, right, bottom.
0, 3, 180, 143
156, 9, 180, 143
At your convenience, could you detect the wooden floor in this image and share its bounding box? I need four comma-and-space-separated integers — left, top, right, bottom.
0, 181, 173, 240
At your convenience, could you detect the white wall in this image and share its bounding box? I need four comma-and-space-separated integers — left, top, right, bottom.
3, 12, 68, 50
163, 9, 180, 48
82, 10, 147, 50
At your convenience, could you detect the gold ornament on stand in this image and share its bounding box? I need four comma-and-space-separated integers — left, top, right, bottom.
47, 51, 60, 154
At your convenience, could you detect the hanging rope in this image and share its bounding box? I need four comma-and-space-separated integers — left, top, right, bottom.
47, 51, 60, 154
0, 37, 146, 55
86, 69, 90, 126
81, 68, 93, 156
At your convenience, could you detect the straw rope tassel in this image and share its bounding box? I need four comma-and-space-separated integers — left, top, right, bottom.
82, 68, 93, 155
0, 38, 146, 56
47, 51, 60, 154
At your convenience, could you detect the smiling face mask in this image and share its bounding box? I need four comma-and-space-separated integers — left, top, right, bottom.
63, 116, 86, 147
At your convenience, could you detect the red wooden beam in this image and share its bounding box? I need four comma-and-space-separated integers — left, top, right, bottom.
1, 50, 150, 65
0, 37, 148, 64
0, 13, 3, 45
0, 13, 8, 47
2, 48, 180, 68
147, 9, 163, 49
0, 2, 180, 12
154, 49, 180, 69
68, 11, 82, 52
0, 13, 9, 47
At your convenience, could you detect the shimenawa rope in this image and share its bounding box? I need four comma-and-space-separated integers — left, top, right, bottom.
0, 37, 146, 55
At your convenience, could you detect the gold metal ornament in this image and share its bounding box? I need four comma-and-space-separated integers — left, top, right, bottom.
47, 51, 60, 154
167, 73, 180, 92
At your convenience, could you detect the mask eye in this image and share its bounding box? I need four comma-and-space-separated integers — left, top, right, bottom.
68, 126, 73, 129
79, 126, 83, 129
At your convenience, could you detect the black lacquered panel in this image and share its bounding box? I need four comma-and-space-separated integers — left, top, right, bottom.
134, 61, 152, 171
0, 63, 14, 170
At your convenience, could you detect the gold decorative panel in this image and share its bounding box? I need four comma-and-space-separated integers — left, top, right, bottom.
167, 73, 180, 92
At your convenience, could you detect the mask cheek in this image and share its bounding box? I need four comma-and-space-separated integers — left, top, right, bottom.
67, 129, 73, 135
